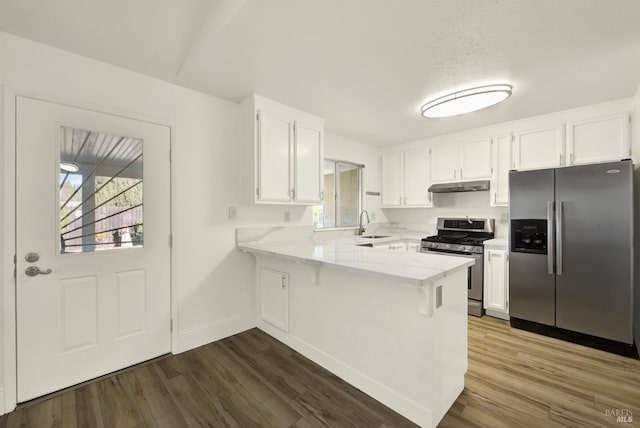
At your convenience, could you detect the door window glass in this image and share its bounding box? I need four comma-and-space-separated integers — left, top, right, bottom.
59, 126, 143, 253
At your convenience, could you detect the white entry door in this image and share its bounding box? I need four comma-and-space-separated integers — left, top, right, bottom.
16, 96, 171, 402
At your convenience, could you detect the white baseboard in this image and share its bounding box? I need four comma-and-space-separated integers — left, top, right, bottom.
485, 309, 510, 320
176, 313, 256, 353
258, 322, 440, 427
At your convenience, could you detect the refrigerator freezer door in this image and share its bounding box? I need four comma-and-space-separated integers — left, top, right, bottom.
509, 168, 556, 326
509, 252, 556, 325
555, 160, 633, 344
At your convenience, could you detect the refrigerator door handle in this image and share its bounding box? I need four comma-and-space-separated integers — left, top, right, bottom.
556, 200, 563, 275
547, 201, 555, 274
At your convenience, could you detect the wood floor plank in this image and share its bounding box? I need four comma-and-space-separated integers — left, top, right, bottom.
2, 316, 639, 428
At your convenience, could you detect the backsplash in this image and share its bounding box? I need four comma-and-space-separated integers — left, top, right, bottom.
380, 191, 509, 238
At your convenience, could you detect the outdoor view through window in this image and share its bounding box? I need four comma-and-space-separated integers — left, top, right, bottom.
59, 126, 144, 253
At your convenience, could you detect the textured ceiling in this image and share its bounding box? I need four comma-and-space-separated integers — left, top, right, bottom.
1, 0, 639, 146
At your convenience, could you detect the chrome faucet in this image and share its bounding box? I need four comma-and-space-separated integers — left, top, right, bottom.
358, 209, 370, 236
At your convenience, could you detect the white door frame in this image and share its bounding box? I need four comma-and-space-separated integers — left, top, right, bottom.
1, 87, 178, 415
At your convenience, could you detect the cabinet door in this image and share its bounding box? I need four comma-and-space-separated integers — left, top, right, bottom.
566, 114, 630, 166
490, 134, 511, 207
403, 148, 432, 206
407, 242, 420, 252
381, 152, 403, 206
258, 110, 292, 202
294, 122, 323, 203
512, 125, 564, 170
484, 249, 508, 313
430, 144, 459, 183
460, 138, 492, 180
259, 268, 289, 332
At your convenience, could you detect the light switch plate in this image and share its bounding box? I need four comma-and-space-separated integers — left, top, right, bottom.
228, 206, 237, 220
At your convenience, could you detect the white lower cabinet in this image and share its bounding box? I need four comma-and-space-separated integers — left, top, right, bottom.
483, 246, 509, 320
259, 268, 290, 332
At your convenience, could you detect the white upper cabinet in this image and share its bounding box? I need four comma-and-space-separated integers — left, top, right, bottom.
430, 138, 492, 183
430, 144, 459, 183
404, 148, 432, 206
258, 111, 293, 202
381, 149, 432, 208
566, 113, 630, 166
381, 152, 403, 207
490, 134, 512, 207
512, 125, 564, 170
293, 122, 323, 203
460, 138, 492, 180
241, 95, 324, 205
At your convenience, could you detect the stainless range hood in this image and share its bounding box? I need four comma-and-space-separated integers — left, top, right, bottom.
428, 180, 490, 193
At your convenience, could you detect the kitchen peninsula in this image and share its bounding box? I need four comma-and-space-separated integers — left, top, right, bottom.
237, 227, 473, 427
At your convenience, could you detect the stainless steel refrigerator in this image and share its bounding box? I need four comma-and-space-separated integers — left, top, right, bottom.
509, 159, 634, 352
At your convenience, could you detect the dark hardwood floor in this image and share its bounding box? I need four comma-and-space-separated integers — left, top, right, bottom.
2, 316, 639, 427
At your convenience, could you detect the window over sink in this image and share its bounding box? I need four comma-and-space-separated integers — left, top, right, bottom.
313, 159, 363, 229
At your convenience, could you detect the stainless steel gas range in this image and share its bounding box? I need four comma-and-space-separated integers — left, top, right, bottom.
420, 217, 495, 317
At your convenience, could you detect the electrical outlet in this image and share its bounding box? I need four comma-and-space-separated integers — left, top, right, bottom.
500, 212, 509, 223
228, 206, 237, 220
284, 211, 291, 223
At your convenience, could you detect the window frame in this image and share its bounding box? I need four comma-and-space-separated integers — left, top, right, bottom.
314, 158, 364, 230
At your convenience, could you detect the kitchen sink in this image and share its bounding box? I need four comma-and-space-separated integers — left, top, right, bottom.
360, 235, 390, 239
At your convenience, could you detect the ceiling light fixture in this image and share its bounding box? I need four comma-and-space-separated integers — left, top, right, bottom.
60, 161, 79, 172
420, 84, 512, 118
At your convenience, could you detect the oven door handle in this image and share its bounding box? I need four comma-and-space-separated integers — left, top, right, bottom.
547, 201, 555, 275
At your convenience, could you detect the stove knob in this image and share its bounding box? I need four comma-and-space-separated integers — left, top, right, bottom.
460, 246, 467, 252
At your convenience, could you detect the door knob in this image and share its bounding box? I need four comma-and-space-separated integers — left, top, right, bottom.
25, 266, 52, 277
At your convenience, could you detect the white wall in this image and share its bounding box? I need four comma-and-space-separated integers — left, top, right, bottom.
0, 31, 383, 411
383, 193, 509, 237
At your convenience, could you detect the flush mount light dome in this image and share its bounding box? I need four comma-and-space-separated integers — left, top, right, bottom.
60, 161, 79, 172
421, 84, 512, 118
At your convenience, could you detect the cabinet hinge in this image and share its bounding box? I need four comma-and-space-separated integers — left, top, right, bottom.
170, 319, 173, 332
256, 188, 260, 198
511, 135, 515, 142
491, 167, 494, 173
256, 113, 259, 121
281, 276, 287, 288
629, 115, 632, 123
429, 148, 432, 155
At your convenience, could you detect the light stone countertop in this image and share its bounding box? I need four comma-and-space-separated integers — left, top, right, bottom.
237, 239, 474, 287
484, 238, 508, 247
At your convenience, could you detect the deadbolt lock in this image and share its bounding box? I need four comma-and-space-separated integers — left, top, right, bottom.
25, 253, 40, 263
